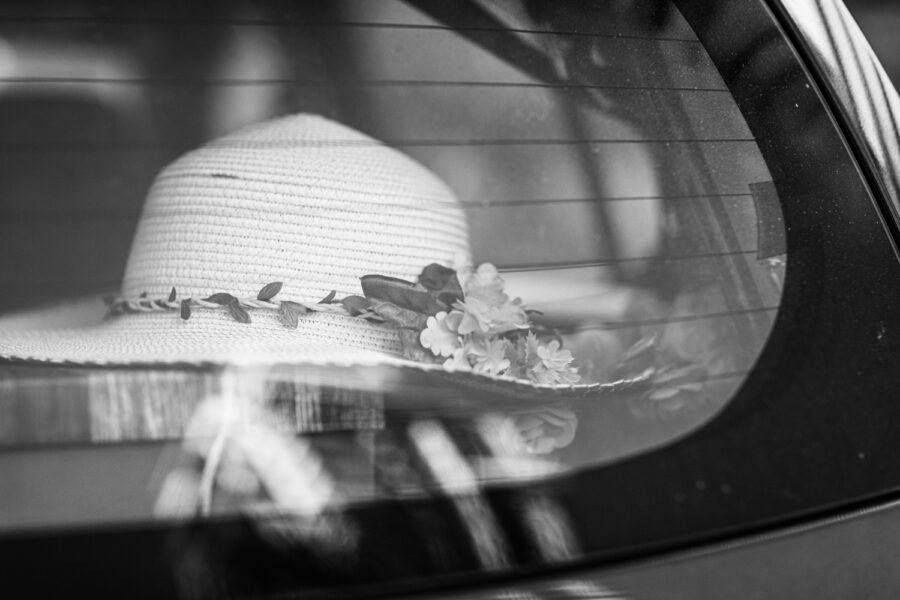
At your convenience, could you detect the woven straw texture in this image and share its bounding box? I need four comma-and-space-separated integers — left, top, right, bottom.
125, 113, 470, 300
0, 114, 470, 365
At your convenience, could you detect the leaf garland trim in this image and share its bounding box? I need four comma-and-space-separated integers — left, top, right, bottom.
108, 281, 384, 325
104, 263, 582, 386
257, 281, 282, 301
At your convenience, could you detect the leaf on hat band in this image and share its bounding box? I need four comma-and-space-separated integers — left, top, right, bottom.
227, 300, 251, 324
280, 301, 307, 329
370, 301, 428, 330
281, 300, 308, 314
205, 293, 237, 305
419, 263, 464, 305
168, 287, 177, 302
418, 263, 456, 290
340, 295, 370, 316
180, 299, 191, 320
257, 281, 283, 302
397, 328, 439, 363
360, 274, 444, 315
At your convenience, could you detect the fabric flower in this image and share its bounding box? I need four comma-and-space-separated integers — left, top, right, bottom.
443, 348, 472, 371
489, 297, 528, 333
555, 367, 581, 385
455, 297, 493, 335
467, 336, 511, 376
455, 297, 528, 336
453, 263, 530, 337
537, 340, 574, 372
530, 364, 562, 385
527, 339, 581, 385
419, 311, 463, 357
374, 262, 583, 387
463, 263, 507, 306
524, 331, 541, 366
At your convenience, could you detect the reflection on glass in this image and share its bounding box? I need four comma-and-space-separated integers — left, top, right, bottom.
0, 0, 786, 595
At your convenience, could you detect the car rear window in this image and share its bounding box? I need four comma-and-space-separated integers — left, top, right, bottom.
0, 0, 781, 443
4, 0, 855, 595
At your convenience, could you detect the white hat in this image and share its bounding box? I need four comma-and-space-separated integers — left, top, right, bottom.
0, 114, 640, 399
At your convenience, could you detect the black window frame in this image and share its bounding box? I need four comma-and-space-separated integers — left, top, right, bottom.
4, 0, 900, 597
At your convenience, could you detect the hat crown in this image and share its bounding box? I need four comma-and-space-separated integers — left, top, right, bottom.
122, 114, 471, 301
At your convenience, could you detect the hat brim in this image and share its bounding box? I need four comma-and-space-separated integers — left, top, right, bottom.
0, 305, 649, 401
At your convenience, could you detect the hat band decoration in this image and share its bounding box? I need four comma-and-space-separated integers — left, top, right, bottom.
107, 262, 581, 386
0, 115, 613, 398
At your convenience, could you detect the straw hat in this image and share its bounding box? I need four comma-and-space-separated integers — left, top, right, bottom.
0, 114, 642, 399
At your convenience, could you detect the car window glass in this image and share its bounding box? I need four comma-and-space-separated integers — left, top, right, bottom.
0, 0, 783, 538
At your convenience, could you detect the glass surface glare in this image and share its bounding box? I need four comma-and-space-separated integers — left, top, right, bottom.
0, 0, 788, 590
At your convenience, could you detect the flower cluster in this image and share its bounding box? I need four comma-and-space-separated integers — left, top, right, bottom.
419, 264, 580, 385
